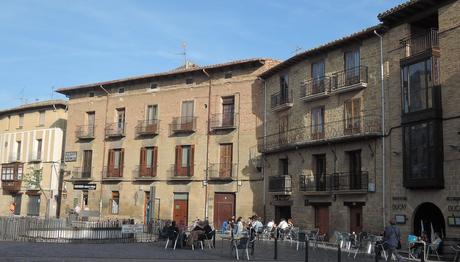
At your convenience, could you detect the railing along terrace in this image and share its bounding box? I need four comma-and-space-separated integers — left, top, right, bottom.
75, 125, 95, 139
102, 166, 123, 179
331, 66, 368, 91
105, 122, 125, 137
133, 165, 157, 178
299, 171, 369, 193
271, 89, 293, 109
135, 120, 159, 135
268, 175, 292, 193
208, 163, 237, 179
170, 116, 197, 133
258, 114, 380, 152
72, 167, 92, 179
210, 113, 236, 129
301, 76, 331, 98
169, 164, 194, 178
400, 29, 439, 58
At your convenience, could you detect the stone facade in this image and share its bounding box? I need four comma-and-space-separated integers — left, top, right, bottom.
57, 59, 277, 228
0, 100, 67, 217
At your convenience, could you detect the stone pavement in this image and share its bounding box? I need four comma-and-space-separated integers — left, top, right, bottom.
0, 239, 377, 262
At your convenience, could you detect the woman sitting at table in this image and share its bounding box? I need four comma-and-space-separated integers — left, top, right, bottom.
187, 220, 206, 247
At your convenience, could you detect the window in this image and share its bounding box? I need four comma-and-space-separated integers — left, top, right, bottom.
219, 144, 233, 178
116, 108, 125, 133
180, 101, 194, 129
18, 114, 24, 128
222, 96, 235, 126
82, 150, 92, 178
344, 49, 360, 85
146, 105, 158, 123
311, 106, 325, 139
225, 72, 233, 79
175, 145, 194, 176
111, 191, 119, 214
279, 158, 288, 176
38, 111, 45, 126
311, 61, 326, 93
108, 149, 124, 177
1, 163, 23, 181
88, 92, 95, 97
140, 147, 157, 177
150, 83, 158, 89
86, 112, 95, 136
16, 141, 21, 161
36, 139, 42, 160
118, 87, 125, 94
185, 78, 194, 85
344, 98, 361, 135
401, 57, 434, 113
279, 74, 289, 101
27, 195, 40, 216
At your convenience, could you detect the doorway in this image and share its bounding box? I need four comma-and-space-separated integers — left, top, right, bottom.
315, 205, 330, 238
214, 193, 235, 229
413, 202, 445, 239
349, 205, 363, 233
173, 193, 189, 229
275, 205, 291, 224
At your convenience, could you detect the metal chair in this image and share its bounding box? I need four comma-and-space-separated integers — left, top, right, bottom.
164, 230, 179, 250
427, 240, 441, 260
233, 237, 250, 260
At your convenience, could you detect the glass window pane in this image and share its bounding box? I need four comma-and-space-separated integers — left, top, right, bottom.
181, 147, 189, 167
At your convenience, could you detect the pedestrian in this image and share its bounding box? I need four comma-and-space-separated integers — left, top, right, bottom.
8, 202, 16, 216
375, 219, 402, 262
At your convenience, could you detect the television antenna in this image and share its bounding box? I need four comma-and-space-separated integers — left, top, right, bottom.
292, 46, 303, 55
176, 42, 188, 68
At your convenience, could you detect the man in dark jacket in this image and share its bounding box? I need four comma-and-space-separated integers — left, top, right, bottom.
375, 219, 401, 261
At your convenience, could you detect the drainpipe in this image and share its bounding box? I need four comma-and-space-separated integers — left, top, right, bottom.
374, 29, 386, 228
259, 77, 267, 223
99, 85, 110, 218
202, 69, 211, 220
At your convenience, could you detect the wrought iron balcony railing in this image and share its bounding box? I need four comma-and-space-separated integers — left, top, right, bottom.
105, 123, 125, 138
331, 66, 368, 93
170, 117, 197, 133
133, 165, 157, 179
208, 163, 237, 180
301, 76, 331, 101
271, 90, 293, 111
258, 114, 380, 153
210, 113, 236, 130
71, 167, 92, 180
268, 175, 292, 193
135, 120, 159, 136
101, 166, 123, 180
76, 125, 95, 139
400, 29, 439, 58
168, 164, 194, 179
299, 171, 369, 193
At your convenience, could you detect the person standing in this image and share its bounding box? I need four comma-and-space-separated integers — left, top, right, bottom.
8, 202, 16, 216
375, 219, 402, 262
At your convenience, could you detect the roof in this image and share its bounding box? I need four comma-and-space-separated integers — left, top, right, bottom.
259, 25, 382, 79
0, 99, 67, 116
56, 58, 274, 95
378, 0, 452, 25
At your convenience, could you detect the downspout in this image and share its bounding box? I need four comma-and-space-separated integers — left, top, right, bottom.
260, 77, 267, 223
374, 29, 386, 228
202, 69, 211, 220
99, 85, 110, 218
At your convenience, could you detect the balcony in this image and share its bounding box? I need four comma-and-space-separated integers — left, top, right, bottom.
210, 113, 236, 130
28, 153, 42, 163
300, 76, 331, 102
76, 125, 95, 140
258, 114, 380, 153
271, 90, 293, 112
133, 165, 157, 180
105, 123, 125, 138
168, 164, 194, 180
135, 120, 159, 136
400, 29, 439, 59
170, 117, 197, 133
331, 66, 368, 94
208, 163, 237, 181
70, 167, 92, 181
101, 166, 123, 181
1, 163, 23, 193
299, 171, 369, 194
268, 175, 292, 194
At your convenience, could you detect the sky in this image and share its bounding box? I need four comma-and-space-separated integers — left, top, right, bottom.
0, 0, 406, 110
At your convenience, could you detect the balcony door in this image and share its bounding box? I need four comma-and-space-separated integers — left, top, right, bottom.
82, 150, 92, 178
219, 144, 233, 178
180, 101, 194, 130
280, 75, 289, 102
344, 98, 361, 135
344, 49, 360, 85
279, 115, 289, 145
108, 149, 124, 177
175, 145, 194, 176
312, 106, 325, 140
347, 150, 362, 190
314, 154, 326, 191
140, 147, 157, 177
87, 112, 95, 135
222, 96, 235, 127
312, 61, 325, 94
116, 108, 125, 133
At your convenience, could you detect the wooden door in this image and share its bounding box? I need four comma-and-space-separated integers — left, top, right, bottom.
219, 144, 233, 178
173, 195, 188, 228
214, 193, 235, 229
315, 206, 329, 237
349, 206, 363, 234
82, 150, 92, 178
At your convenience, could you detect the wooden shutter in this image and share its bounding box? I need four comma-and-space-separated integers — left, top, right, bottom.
119, 148, 124, 177
175, 145, 182, 176
140, 147, 146, 176
108, 149, 114, 177
189, 145, 195, 176
153, 147, 158, 176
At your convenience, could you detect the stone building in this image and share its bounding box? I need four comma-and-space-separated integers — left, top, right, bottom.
378, 0, 460, 241
0, 100, 67, 217
56, 59, 277, 228
258, 27, 384, 237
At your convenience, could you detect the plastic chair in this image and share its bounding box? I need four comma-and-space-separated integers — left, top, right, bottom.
427, 240, 441, 260
233, 237, 250, 260
164, 229, 179, 250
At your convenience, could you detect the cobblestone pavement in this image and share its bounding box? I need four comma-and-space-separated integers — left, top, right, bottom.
0, 239, 378, 262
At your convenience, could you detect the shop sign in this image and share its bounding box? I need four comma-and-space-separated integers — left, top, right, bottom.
64, 151, 77, 162
73, 183, 97, 190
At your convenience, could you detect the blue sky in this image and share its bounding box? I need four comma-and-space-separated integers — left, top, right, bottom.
0, 0, 405, 109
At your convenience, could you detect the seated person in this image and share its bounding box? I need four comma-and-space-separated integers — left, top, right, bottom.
167, 221, 179, 240
252, 217, 264, 234
221, 220, 229, 234
159, 220, 171, 240
187, 220, 206, 246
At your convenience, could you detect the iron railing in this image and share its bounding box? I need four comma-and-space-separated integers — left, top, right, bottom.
210, 113, 236, 129
268, 175, 292, 193
101, 166, 123, 180
105, 123, 125, 137
71, 167, 92, 180
258, 114, 380, 152
208, 163, 237, 180
168, 164, 194, 178
76, 125, 95, 139
301, 76, 331, 99
299, 171, 369, 193
135, 120, 159, 136
170, 116, 197, 133
133, 165, 157, 179
400, 29, 439, 58
271, 90, 293, 109
331, 66, 368, 91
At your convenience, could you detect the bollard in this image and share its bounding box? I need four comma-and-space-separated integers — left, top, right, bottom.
274, 237, 278, 260
305, 238, 309, 262
212, 234, 216, 248
337, 243, 342, 262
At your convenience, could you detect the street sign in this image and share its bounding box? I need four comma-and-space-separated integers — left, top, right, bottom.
65, 151, 77, 162
73, 183, 97, 190
121, 224, 144, 234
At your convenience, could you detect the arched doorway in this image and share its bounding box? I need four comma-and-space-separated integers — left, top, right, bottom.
413, 202, 446, 239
